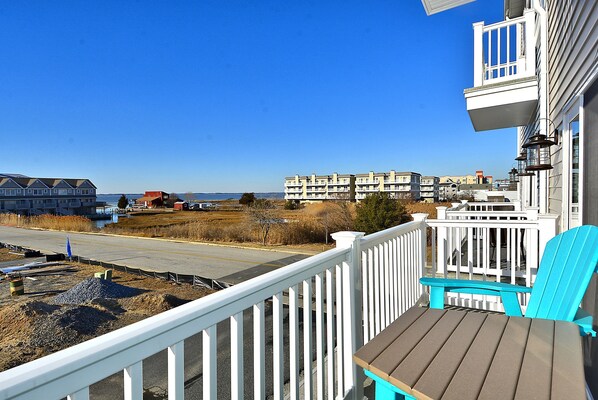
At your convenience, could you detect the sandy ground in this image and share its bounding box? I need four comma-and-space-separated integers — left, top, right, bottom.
0, 248, 214, 371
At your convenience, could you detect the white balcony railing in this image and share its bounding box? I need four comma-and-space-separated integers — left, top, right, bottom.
0, 219, 428, 400
473, 10, 535, 87
0, 202, 556, 399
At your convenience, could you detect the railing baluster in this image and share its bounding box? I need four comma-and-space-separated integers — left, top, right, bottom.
335, 264, 344, 395
231, 312, 244, 400
384, 241, 390, 328
254, 302, 265, 399
273, 292, 284, 400
124, 362, 143, 400
431, 227, 436, 277
325, 268, 335, 399
361, 250, 369, 343
289, 284, 299, 399
373, 245, 380, 335
203, 327, 217, 399
511, 228, 517, 285
303, 279, 313, 400
315, 273, 325, 400
467, 227, 474, 306
393, 234, 399, 318
168, 341, 184, 400
399, 235, 409, 313
368, 248, 374, 340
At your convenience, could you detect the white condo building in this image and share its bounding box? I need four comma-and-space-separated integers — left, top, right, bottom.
420, 176, 440, 203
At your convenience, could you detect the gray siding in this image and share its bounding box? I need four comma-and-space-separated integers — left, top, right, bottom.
546, 1, 598, 219
548, 1, 598, 117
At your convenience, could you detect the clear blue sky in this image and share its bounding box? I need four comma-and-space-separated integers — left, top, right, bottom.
1, 1, 515, 193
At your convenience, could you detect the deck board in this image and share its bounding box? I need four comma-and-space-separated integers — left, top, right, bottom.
477, 316, 531, 399
433, 314, 508, 400
411, 312, 488, 400
388, 309, 467, 394
369, 308, 445, 380
353, 306, 426, 370
514, 318, 554, 400
551, 321, 586, 399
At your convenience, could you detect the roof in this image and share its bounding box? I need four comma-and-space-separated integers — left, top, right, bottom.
0, 175, 96, 190
136, 196, 162, 203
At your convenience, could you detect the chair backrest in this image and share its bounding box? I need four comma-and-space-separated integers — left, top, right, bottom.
525, 225, 598, 321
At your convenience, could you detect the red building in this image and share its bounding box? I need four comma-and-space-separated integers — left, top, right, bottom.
173, 201, 188, 211
135, 191, 169, 208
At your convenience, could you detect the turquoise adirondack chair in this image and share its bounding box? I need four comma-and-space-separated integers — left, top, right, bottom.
420, 225, 598, 336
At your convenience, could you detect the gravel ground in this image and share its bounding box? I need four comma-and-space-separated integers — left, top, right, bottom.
53, 278, 143, 305
0, 255, 215, 372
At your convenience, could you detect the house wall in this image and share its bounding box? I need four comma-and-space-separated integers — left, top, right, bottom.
546, 1, 598, 394
582, 76, 598, 396
546, 1, 598, 222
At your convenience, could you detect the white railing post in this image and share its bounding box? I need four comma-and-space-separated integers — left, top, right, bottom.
412, 213, 429, 281
524, 9, 536, 77
526, 207, 539, 221
538, 214, 558, 260
332, 231, 365, 400
436, 207, 448, 274
473, 21, 484, 86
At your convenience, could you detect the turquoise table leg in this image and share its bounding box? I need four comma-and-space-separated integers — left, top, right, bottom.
364, 370, 416, 400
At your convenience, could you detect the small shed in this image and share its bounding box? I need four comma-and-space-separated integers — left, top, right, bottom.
174, 201, 189, 211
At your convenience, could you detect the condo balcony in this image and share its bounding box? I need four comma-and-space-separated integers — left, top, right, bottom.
285, 182, 303, 188
464, 10, 539, 131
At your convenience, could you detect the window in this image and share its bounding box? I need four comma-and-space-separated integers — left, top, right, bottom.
570, 116, 580, 227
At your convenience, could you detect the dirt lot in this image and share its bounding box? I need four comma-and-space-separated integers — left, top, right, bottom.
0, 248, 214, 372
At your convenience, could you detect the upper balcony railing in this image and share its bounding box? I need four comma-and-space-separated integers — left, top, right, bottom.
473, 10, 535, 87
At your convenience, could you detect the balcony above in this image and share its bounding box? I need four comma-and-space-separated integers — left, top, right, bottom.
465, 11, 538, 132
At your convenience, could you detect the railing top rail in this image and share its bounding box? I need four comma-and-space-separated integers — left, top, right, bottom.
466, 202, 518, 206
361, 220, 424, 249
446, 211, 528, 217
481, 15, 525, 31
427, 219, 538, 228
0, 246, 350, 400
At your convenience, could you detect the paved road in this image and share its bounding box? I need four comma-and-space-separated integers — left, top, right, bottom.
0, 226, 309, 284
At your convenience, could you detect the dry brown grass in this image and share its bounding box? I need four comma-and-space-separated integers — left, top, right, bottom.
406, 202, 452, 220
103, 201, 356, 246
102, 200, 453, 246
0, 214, 94, 232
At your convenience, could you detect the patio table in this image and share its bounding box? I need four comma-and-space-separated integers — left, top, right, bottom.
353, 306, 586, 400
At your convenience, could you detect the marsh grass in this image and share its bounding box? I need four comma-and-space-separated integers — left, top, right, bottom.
0, 214, 94, 232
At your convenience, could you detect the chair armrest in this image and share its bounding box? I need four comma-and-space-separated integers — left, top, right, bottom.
420, 277, 532, 317
574, 308, 596, 337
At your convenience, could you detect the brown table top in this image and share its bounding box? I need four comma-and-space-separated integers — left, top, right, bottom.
354, 307, 586, 400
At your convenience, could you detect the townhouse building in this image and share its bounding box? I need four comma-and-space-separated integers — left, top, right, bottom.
0, 173, 97, 216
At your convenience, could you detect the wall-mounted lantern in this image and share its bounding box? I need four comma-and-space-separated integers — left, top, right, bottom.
515, 151, 534, 176
522, 118, 558, 171
523, 133, 557, 171
508, 168, 519, 183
